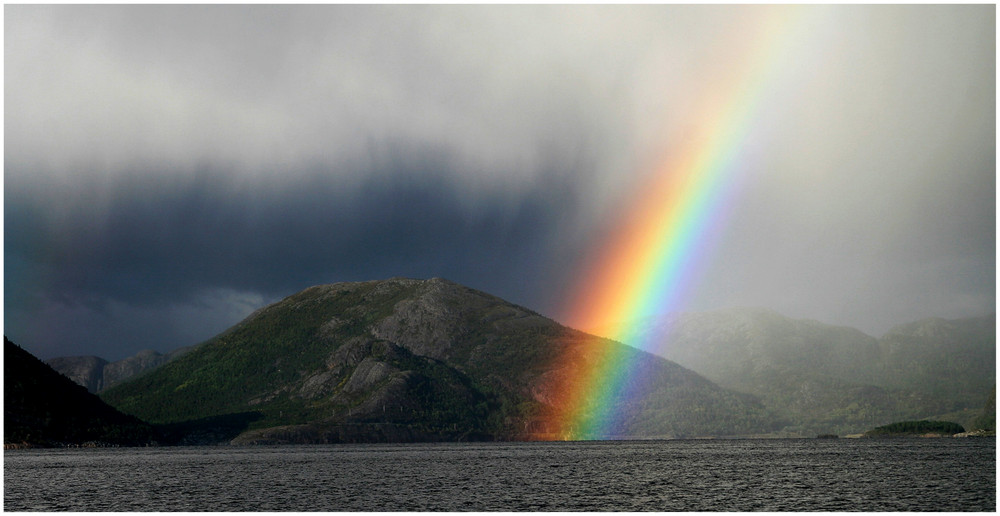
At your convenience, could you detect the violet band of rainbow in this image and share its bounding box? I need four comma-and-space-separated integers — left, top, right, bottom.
547, 7, 817, 440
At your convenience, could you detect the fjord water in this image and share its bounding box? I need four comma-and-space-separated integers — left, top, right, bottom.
5, 439, 994, 511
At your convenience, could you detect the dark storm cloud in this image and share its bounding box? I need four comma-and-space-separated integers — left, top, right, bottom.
5, 146, 590, 358
5, 5, 995, 358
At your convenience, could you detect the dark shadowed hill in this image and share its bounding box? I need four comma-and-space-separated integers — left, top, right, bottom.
100, 278, 784, 444
4, 337, 156, 447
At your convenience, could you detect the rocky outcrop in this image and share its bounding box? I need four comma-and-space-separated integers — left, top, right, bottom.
953, 429, 995, 438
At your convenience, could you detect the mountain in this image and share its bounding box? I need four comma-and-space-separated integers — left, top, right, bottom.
634, 309, 995, 435
47, 346, 192, 393
45, 354, 108, 392
878, 315, 995, 411
4, 337, 156, 447
100, 278, 784, 443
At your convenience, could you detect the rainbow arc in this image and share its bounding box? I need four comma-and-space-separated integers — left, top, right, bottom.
544, 7, 814, 440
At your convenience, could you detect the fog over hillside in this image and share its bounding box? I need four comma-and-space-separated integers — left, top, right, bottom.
41, 282, 994, 439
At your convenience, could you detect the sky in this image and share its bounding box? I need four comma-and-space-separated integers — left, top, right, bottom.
5, 5, 995, 361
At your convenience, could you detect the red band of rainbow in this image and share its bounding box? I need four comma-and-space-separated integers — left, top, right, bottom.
545, 7, 815, 440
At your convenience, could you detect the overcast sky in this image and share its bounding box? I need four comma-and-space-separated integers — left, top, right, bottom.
5, 5, 995, 360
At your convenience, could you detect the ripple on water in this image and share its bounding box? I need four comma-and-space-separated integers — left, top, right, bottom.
4, 439, 995, 511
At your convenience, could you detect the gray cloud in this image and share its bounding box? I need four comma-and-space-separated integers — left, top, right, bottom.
5, 6, 645, 201
5, 149, 590, 358
5, 5, 994, 358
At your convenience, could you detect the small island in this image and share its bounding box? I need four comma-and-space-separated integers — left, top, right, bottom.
862, 420, 965, 438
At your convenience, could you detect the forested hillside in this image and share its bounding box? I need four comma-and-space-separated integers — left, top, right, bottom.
100, 278, 784, 443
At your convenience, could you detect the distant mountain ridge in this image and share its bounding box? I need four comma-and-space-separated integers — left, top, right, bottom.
634, 308, 995, 434
47, 346, 191, 393
98, 278, 784, 443
46, 354, 108, 393
877, 315, 995, 408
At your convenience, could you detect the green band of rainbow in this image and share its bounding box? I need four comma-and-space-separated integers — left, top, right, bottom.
546, 7, 815, 440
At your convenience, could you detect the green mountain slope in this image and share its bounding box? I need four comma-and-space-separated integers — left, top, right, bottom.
4, 337, 156, 447
635, 309, 995, 435
100, 278, 783, 443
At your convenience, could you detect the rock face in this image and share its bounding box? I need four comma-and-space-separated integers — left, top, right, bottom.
100, 277, 784, 443
5, 337, 156, 447
45, 355, 108, 392
48, 346, 191, 393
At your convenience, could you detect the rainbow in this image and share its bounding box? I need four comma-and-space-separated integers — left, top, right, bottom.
545, 7, 813, 440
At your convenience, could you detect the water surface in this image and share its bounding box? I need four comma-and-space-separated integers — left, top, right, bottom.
5, 438, 994, 511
